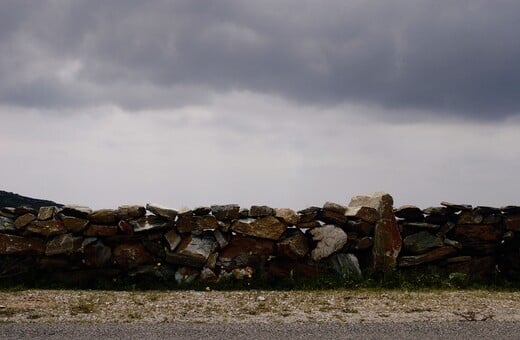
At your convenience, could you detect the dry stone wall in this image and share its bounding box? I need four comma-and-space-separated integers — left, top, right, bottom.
0, 192, 519, 286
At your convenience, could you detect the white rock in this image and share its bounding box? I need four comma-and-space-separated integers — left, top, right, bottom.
309, 225, 348, 261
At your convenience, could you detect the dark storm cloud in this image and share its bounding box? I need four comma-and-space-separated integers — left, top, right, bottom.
1, 0, 520, 118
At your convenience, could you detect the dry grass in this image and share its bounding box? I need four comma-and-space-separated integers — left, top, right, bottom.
0, 289, 519, 323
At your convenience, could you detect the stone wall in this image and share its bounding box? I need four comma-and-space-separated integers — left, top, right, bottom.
0, 192, 519, 286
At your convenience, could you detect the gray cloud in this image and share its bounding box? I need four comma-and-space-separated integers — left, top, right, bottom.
1, 1, 520, 118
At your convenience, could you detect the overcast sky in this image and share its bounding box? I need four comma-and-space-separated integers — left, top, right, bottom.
1, 0, 520, 210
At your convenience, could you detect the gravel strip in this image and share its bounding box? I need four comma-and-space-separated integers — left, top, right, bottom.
1, 289, 519, 323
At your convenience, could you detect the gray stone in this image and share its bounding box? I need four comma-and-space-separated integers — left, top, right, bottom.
117, 205, 146, 220
249, 205, 275, 217
298, 206, 322, 215
345, 206, 379, 223
330, 253, 362, 281
130, 215, 174, 233
210, 204, 240, 221
403, 231, 444, 254
275, 208, 299, 225
231, 216, 286, 240
440, 201, 472, 211
14, 213, 36, 229
394, 205, 424, 221
309, 225, 348, 261
238, 208, 250, 219
164, 230, 182, 252
60, 205, 92, 218
146, 203, 178, 220
322, 202, 347, 214
402, 222, 441, 231
0, 216, 15, 233
199, 267, 218, 282
501, 206, 520, 214
213, 229, 229, 249
166, 235, 217, 268
45, 233, 82, 256
444, 238, 463, 249
0, 207, 15, 219
193, 206, 211, 216
61, 216, 89, 233
37, 206, 58, 221
317, 209, 348, 225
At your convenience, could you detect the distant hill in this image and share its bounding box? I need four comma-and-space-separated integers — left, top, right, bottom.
0, 190, 62, 209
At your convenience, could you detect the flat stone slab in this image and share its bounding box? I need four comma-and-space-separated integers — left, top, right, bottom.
231, 216, 286, 240
0, 234, 45, 254
146, 203, 178, 220
398, 246, 457, 267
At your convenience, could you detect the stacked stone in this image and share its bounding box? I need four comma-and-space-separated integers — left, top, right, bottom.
1, 194, 518, 285
0, 197, 387, 285
395, 201, 518, 280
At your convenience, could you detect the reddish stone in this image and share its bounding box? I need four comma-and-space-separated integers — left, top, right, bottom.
61, 216, 89, 233
45, 233, 83, 256
231, 216, 286, 240
89, 209, 119, 225
218, 235, 274, 269
176, 215, 218, 234
277, 229, 309, 259
345, 206, 379, 223
118, 220, 134, 235
505, 215, 520, 231
26, 220, 67, 237
113, 243, 154, 269
267, 259, 325, 280
84, 224, 118, 237
117, 205, 146, 220
349, 192, 402, 272
84, 241, 112, 267
457, 211, 484, 225
452, 225, 502, 242
0, 234, 45, 254
322, 202, 347, 214
397, 246, 457, 267
296, 221, 321, 229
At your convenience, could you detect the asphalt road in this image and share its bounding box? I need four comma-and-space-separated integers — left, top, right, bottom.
1, 322, 519, 340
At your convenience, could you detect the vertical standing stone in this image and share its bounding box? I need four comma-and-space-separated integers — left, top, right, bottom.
349, 192, 402, 272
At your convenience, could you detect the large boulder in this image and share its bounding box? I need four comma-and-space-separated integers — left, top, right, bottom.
308, 225, 348, 261
349, 192, 402, 271
45, 233, 83, 256
113, 243, 154, 269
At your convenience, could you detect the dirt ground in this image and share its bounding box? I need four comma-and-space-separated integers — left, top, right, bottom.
1, 289, 519, 323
